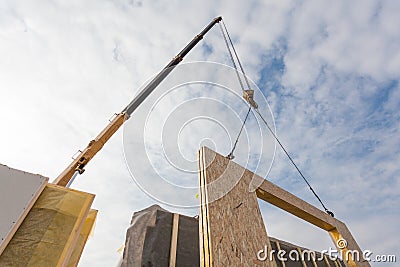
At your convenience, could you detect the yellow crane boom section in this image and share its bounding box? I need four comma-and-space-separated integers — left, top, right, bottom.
52, 17, 222, 187
53, 113, 126, 187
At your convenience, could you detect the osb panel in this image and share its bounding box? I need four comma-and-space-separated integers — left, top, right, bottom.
256, 178, 370, 267
198, 147, 274, 267
199, 147, 369, 267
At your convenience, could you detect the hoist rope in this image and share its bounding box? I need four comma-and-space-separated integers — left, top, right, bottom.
219, 22, 245, 92
221, 20, 252, 91
219, 19, 334, 217
254, 108, 334, 217
219, 20, 252, 159
227, 106, 252, 160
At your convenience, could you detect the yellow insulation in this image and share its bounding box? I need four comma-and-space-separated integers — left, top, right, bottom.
66, 209, 98, 267
0, 184, 94, 267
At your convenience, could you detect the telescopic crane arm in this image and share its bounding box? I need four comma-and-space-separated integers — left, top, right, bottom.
53, 16, 222, 187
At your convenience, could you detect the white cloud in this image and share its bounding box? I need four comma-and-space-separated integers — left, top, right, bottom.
0, 0, 398, 266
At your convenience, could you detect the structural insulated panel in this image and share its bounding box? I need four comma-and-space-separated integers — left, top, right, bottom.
0, 183, 95, 266
199, 147, 369, 267
198, 146, 274, 267
0, 164, 48, 255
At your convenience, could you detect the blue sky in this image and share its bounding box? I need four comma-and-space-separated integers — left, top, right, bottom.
0, 0, 399, 266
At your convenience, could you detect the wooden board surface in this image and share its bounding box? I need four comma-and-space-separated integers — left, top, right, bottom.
198, 147, 275, 267
199, 147, 369, 267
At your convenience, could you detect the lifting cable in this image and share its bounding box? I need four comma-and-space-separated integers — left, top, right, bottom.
226, 106, 251, 160
254, 108, 334, 217
219, 19, 252, 160
219, 19, 334, 217
219, 22, 246, 92
221, 20, 252, 91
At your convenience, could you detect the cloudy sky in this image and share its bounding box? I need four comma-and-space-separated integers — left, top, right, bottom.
0, 0, 399, 266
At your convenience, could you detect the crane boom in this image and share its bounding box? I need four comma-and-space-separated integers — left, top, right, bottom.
54, 16, 222, 187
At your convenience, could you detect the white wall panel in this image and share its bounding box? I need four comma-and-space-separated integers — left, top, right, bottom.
0, 164, 48, 254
